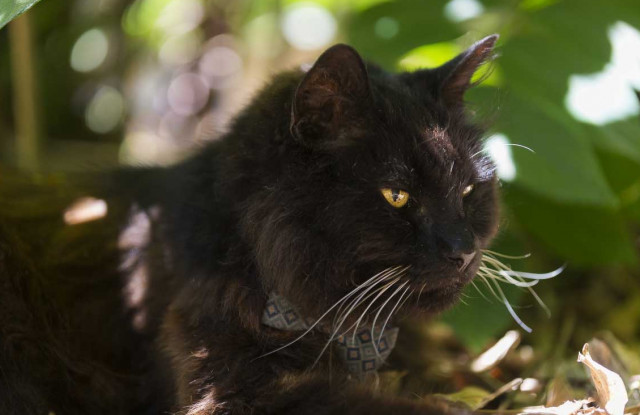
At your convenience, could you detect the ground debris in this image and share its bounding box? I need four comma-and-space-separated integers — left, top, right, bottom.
472, 331, 522, 373
578, 343, 629, 415
518, 399, 598, 415
409, 331, 639, 415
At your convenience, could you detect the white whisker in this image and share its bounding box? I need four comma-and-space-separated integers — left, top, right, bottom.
395, 286, 414, 313
500, 266, 566, 280
313, 268, 408, 368
415, 282, 427, 306
526, 285, 551, 317
377, 284, 411, 345
505, 143, 535, 153
477, 271, 501, 301
311, 281, 393, 368
476, 250, 562, 333
470, 280, 492, 302
335, 277, 401, 341
350, 277, 402, 342
492, 278, 532, 333
333, 268, 402, 333
498, 271, 540, 287
332, 266, 401, 327
483, 250, 531, 259
255, 267, 399, 360
370, 281, 408, 333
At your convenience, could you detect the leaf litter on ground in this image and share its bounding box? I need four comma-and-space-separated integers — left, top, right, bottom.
391, 329, 640, 415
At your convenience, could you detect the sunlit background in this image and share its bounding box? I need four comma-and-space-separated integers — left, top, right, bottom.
1, 0, 640, 353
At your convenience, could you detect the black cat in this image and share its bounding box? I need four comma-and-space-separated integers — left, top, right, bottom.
0, 35, 500, 414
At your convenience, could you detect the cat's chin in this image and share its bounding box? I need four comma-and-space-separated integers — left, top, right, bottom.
400, 280, 466, 315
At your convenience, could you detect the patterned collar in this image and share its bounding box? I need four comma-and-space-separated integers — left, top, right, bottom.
262, 292, 398, 378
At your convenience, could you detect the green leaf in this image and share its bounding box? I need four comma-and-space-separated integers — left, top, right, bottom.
482, 3, 627, 207
588, 120, 640, 167
0, 0, 43, 29
397, 41, 462, 70
494, 92, 618, 207
347, 0, 460, 69
504, 185, 637, 266
595, 150, 640, 225
476, 0, 640, 207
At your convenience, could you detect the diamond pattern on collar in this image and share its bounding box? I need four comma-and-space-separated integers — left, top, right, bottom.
334, 327, 399, 377
262, 292, 316, 331
261, 292, 398, 378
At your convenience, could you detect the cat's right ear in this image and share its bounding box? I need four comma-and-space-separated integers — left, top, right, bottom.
402, 35, 499, 107
291, 44, 371, 147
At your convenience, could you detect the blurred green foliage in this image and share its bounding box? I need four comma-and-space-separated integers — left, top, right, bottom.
1, 0, 639, 353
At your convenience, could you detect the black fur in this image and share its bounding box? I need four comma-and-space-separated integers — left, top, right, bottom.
0, 37, 500, 414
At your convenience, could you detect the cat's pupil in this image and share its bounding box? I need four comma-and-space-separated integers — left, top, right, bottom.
380, 188, 409, 208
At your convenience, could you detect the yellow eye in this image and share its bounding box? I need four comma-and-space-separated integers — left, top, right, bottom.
381, 188, 409, 208
462, 184, 474, 197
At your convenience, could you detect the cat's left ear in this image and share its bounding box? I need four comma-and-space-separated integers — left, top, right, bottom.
291, 44, 371, 146
408, 34, 499, 107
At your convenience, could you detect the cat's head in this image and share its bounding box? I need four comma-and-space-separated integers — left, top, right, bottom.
242, 36, 500, 324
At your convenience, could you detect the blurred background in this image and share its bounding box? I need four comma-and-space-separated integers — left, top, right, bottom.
1, 0, 640, 364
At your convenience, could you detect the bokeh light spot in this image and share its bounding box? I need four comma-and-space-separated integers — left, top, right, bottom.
155, 0, 204, 36
159, 30, 202, 66
281, 3, 337, 51
123, 0, 174, 38
85, 86, 125, 134
444, 0, 484, 22
374, 17, 399, 39
485, 134, 516, 182
245, 13, 282, 59
398, 42, 461, 70
199, 44, 243, 89
167, 73, 210, 116
565, 21, 640, 125
566, 72, 639, 125
70, 28, 109, 72
120, 131, 163, 164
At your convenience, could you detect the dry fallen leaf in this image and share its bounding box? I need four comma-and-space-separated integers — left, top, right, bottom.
519, 399, 594, 415
471, 330, 521, 373
578, 343, 629, 415
546, 373, 580, 407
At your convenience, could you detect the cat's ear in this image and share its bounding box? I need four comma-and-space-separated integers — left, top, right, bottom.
408, 35, 498, 107
291, 44, 371, 146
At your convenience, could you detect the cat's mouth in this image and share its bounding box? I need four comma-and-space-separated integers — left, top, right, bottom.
407, 253, 480, 286
340, 259, 480, 321
394, 256, 481, 312
313, 262, 479, 343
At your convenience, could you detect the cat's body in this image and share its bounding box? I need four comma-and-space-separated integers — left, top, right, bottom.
0, 38, 500, 414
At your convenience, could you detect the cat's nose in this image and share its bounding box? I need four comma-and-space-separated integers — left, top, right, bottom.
446, 251, 476, 271
434, 222, 477, 271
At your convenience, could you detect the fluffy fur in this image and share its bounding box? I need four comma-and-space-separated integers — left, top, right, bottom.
0, 37, 500, 414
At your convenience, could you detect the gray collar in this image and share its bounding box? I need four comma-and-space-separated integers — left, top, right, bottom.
262, 292, 398, 378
